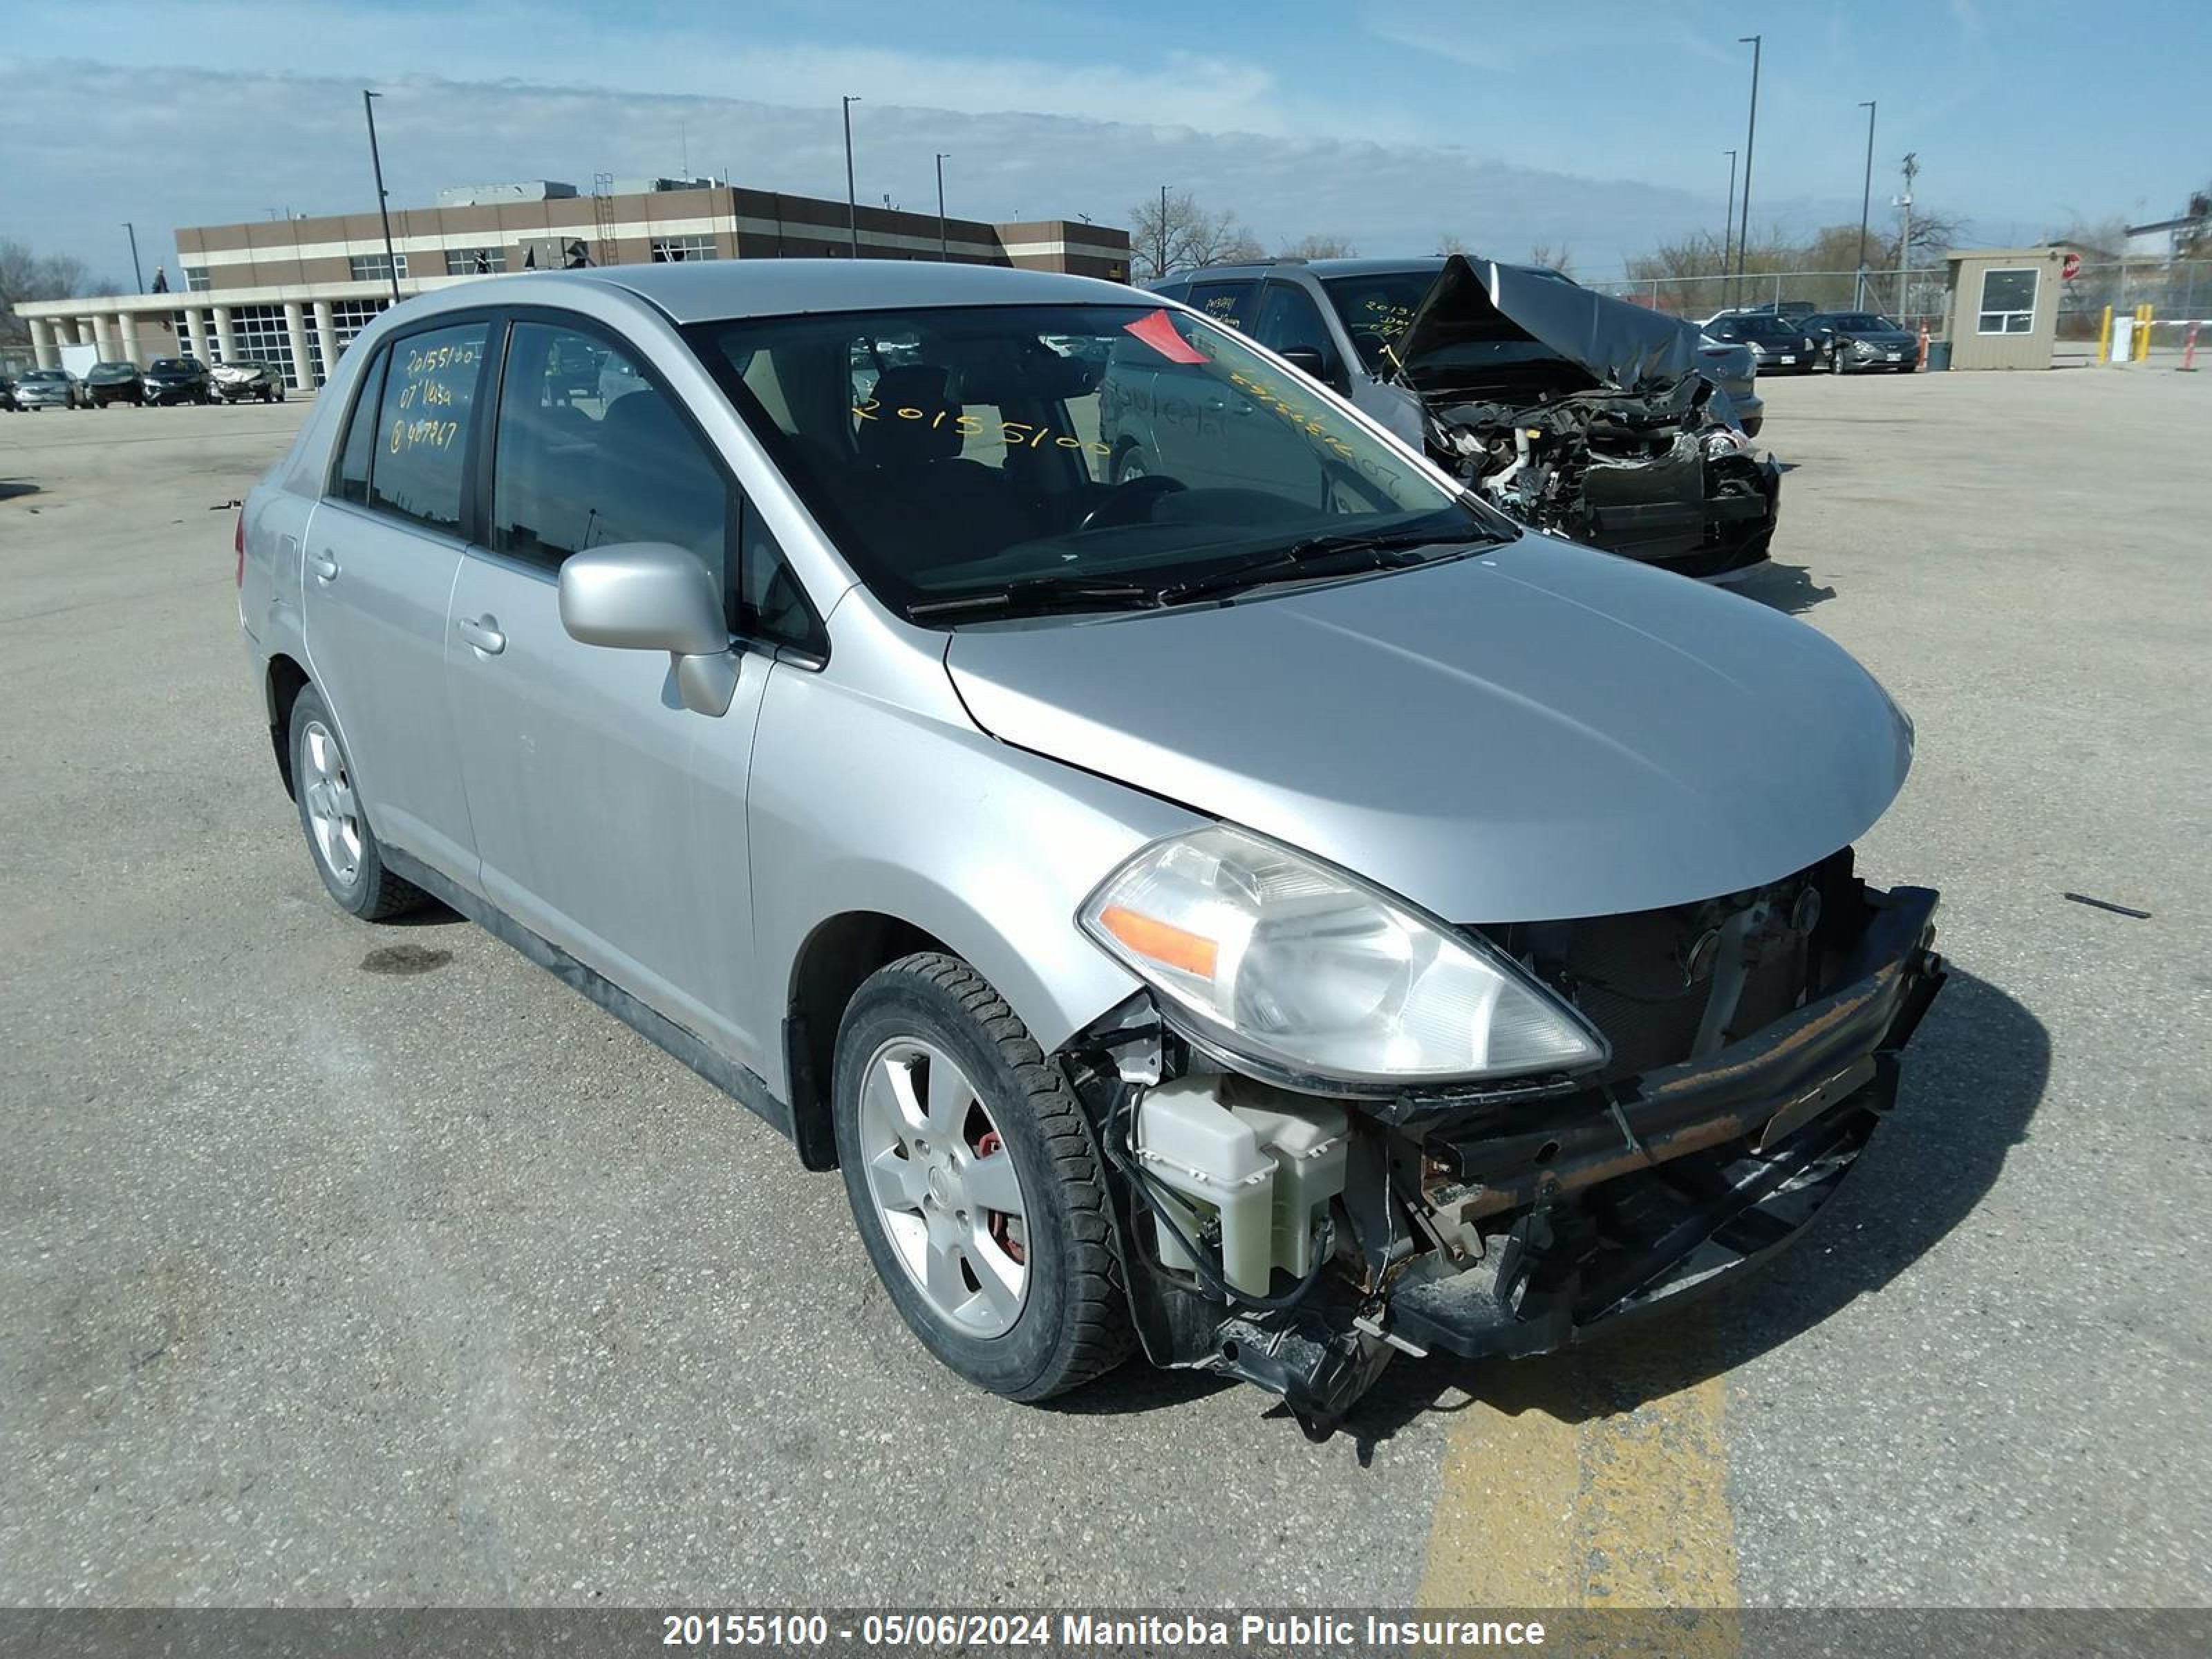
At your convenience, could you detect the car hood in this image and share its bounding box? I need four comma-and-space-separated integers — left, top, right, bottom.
944, 538, 1912, 923
1396, 256, 1706, 397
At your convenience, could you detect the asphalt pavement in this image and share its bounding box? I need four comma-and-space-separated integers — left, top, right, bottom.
1, 363, 2205, 1611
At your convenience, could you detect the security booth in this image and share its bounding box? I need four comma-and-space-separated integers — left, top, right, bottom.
1940, 245, 2071, 369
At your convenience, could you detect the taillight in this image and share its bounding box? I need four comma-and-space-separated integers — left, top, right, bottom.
234, 510, 245, 587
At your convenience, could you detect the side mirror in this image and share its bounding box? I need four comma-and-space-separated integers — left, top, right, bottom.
558, 542, 738, 716
1277, 346, 1344, 392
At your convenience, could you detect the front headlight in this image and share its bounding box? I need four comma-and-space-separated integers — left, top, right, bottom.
1078, 825, 1607, 1092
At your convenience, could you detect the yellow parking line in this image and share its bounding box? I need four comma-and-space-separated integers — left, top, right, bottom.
1418, 1311, 1741, 1653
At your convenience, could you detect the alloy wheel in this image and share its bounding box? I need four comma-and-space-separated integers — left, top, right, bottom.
856, 1036, 1031, 1338
299, 719, 363, 888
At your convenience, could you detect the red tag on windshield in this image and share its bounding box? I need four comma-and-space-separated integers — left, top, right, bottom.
1123, 308, 1208, 365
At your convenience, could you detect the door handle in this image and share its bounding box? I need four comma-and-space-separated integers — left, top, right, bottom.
456, 615, 506, 655
310, 552, 339, 582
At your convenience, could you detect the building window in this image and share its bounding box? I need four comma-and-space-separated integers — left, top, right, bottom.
222, 303, 297, 384
184, 265, 211, 292
650, 235, 718, 263
444, 247, 508, 276
1976, 267, 2038, 335
349, 252, 408, 282
331, 299, 386, 352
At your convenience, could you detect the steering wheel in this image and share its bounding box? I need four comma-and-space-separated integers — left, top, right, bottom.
1078, 473, 1185, 532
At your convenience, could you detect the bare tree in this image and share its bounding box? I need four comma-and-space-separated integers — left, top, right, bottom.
1524, 242, 1575, 277
0, 238, 93, 353
1435, 232, 1471, 256
1127, 189, 1264, 281
1277, 233, 1358, 259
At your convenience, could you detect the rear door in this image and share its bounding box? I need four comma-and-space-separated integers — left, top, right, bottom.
442, 312, 810, 1071
299, 317, 493, 885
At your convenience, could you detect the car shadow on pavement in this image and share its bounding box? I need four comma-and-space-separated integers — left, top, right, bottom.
0, 478, 41, 503
1335, 965, 2047, 1459
1727, 559, 1837, 615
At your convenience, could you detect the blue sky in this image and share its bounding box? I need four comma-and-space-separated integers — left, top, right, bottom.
4, 0, 2204, 284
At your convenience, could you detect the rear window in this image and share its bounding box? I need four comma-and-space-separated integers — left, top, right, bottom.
363, 321, 489, 534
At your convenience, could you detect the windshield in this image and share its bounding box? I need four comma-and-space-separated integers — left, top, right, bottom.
1318, 272, 1436, 373
149, 358, 191, 372
1826, 314, 1900, 331
89, 362, 137, 379
688, 301, 1492, 620
26, 371, 66, 382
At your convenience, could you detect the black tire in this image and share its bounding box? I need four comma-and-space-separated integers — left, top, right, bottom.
832, 953, 1135, 1401
287, 684, 429, 921
276, 386, 286, 402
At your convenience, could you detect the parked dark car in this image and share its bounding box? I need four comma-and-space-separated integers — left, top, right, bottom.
85, 360, 146, 407
1151, 256, 1780, 581
211, 359, 287, 402
1703, 312, 1822, 373
144, 357, 214, 406
0, 373, 17, 411
1803, 311, 1920, 373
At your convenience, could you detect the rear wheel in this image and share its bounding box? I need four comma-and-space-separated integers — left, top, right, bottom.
288, 686, 428, 921
832, 953, 1134, 1401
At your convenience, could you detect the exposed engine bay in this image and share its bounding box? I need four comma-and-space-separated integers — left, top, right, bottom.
1055, 850, 1944, 1437
1389, 256, 1781, 580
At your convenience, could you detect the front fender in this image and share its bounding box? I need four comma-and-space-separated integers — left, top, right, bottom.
747, 655, 1204, 1098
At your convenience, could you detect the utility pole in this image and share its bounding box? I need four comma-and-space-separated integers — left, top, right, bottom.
1721, 149, 1738, 279
1157, 183, 1169, 280
1734, 35, 1762, 304
362, 90, 401, 302
122, 223, 144, 294
1896, 151, 1919, 318
841, 95, 861, 256
935, 153, 950, 261
1856, 102, 1877, 309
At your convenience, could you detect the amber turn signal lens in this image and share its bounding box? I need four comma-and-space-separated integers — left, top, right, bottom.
1096, 904, 1218, 979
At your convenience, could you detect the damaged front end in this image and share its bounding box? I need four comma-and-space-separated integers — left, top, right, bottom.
1392, 256, 1780, 581
1058, 851, 1943, 1437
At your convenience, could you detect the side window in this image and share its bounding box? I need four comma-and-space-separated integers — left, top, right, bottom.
333, 346, 387, 505
738, 504, 824, 655
491, 321, 731, 594
1251, 283, 1335, 360
367, 321, 489, 533
1183, 281, 1256, 331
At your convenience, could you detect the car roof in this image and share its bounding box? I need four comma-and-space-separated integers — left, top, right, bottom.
518, 259, 1141, 325
1165, 256, 1453, 284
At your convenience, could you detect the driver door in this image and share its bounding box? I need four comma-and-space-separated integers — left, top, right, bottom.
442, 315, 782, 1069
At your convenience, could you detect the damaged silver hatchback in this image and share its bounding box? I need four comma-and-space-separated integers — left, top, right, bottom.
240, 260, 1942, 1435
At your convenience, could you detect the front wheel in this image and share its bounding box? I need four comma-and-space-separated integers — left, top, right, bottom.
832, 954, 1135, 1401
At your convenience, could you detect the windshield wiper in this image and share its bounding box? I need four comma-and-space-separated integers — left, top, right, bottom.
906, 576, 1161, 622
1155, 523, 1501, 607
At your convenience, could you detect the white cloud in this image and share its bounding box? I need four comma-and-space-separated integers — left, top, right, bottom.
0, 55, 1771, 283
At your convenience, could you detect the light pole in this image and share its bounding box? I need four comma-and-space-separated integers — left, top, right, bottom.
1855, 101, 1877, 308
1157, 182, 1170, 279
935, 152, 950, 261
362, 90, 401, 302
841, 95, 861, 256
1896, 151, 1918, 318
1734, 35, 1761, 303
1721, 149, 1738, 278
122, 222, 144, 294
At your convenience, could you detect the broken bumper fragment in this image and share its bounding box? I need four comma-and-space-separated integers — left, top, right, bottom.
1389, 884, 1943, 1360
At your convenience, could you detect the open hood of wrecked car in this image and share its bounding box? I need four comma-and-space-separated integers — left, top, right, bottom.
944, 538, 1912, 924
1394, 255, 1706, 396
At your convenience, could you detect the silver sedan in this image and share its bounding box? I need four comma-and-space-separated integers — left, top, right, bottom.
238, 261, 1942, 1433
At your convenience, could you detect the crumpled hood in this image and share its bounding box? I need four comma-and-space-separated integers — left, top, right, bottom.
945, 539, 1913, 923
1397, 255, 1705, 396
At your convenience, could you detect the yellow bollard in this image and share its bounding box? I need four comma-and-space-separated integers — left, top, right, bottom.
2137, 304, 2155, 362
2098, 305, 2112, 364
